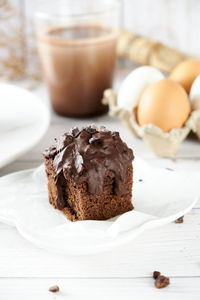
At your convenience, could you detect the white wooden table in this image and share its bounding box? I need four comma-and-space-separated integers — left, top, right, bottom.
0, 75, 200, 299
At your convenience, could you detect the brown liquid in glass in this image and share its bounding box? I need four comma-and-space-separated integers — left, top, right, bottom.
37, 25, 117, 117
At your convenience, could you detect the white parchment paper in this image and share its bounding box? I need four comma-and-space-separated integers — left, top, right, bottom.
0, 158, 199, 254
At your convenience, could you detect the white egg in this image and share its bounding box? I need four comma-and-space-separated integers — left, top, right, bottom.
190, 74, 200, 110
118, 66, 165, 110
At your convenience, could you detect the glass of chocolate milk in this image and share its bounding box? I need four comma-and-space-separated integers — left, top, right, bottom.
34, 0, 120, 117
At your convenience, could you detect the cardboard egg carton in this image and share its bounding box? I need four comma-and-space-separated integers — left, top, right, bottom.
102, 89, 200, 158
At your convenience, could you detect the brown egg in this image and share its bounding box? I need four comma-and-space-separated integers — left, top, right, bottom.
137, 79, 191, 132
169, 59, 200, 93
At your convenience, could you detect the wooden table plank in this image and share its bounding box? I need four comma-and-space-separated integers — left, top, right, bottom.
0, 278, 200, 300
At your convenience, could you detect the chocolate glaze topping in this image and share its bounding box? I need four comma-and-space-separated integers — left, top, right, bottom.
43, 125, 134, 209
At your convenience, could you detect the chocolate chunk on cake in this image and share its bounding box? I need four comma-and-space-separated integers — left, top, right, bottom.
43, 125, 134, 221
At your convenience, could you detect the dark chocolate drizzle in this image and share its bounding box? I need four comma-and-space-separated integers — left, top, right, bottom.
43, 125, 134, 210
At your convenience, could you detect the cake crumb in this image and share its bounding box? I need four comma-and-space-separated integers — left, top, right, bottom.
155, 275, 170, 289
175, 216, 184, 223
153, 271, 161, 279
48, 285, 60, 293
153, 271, 170, 289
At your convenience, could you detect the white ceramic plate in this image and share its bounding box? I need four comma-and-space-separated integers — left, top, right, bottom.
0, 158, 199, 255
0, 83, 50, 168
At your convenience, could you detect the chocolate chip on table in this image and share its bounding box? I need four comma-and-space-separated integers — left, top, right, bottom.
153, 271, 170, 289
48, 285, 60, 293
175, 215, 184, 223
155, 275, 170, 289
153, 271, 161, 279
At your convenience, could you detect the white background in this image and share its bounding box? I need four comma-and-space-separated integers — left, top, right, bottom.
123, 0, 200, 57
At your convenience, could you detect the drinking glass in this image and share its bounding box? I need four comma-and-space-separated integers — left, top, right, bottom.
34, 0, 120, 117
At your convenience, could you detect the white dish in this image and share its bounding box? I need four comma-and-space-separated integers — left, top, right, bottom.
0, 83, 50, 168
0, 158, 199, 255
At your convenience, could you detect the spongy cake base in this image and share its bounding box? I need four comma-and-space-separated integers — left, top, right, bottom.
44, 157, 133, 222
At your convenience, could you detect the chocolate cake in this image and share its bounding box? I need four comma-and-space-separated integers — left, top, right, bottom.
43, 125, 134, 221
